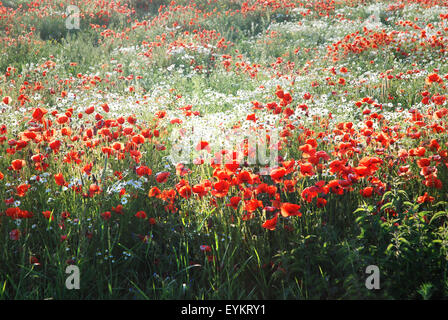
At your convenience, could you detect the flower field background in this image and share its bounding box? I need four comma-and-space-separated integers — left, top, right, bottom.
1, 0, 448, 299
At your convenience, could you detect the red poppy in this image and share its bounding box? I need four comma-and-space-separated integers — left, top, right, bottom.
417, 156, 431, 167
244, 199, 263, 213
316, 198, 327, 208
11, 159, 25, 171
112, 205, 124, 214
200, 245, 211, 252
237, 170, 254, 184
196, 140, 211, 152
360, 186, 374, 198
192, 184, 208, 198
32, 107, 48, 122
179, 185, 192, 199
270, 167, 286, 183
9, 229, 20, 240
227, 196, 241, 209
85, 106, 95, 114
262, 213, 279, 231
132, 134, 145, 145
300, 162, 315, 176
54, 173, 66, 186
280, 203, 301, 217
16, 184, 30, 197
3, 96, 12, 105
211, 180, 230, 198
156, 172, 170, 183
426, 73, 443, 84
136, 166, 152, 176
101, 103, 110, 113
135, 211, 147, 219
101, 211, 111, 220
89, 184, 102, 196
148, 186, 161, 197
246, 113, 257, 122
49, 140, 62, 153
176, 163, 191, 176
417, 192, 434, 203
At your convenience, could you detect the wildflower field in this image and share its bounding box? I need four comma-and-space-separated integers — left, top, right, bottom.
1, 0, 448, 300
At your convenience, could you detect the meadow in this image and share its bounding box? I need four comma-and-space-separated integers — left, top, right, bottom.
1, 0, 448, 299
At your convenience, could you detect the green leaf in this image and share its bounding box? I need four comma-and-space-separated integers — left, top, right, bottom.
432, 201, 448, 207
429, 211, 448, 224
398, 237, 410, 246
385, 243, 395, 253
382, 191, 393, 200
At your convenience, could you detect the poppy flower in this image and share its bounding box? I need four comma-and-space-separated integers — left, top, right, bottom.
226, 196, 241, 209
6, 207, 22, 219
283, 180, 296, 193
192, 184, 208, 198
417, 192, 434, 203
426, 73, 443, 84
280, 203, 301, 217
3, 96, 12, 105
246, 113, 257, 122
136, 166, 152, 176
316, 198, 327, 208
16, 184, 30, 197
61, 211, 70, 219
423, 175, 442, 189
179, 185, 192, 199
100, 211, 111, 220
135, 211, 147, 219
56, 115, 69, 125
32, 107, 48, 122
417, 158, 431, 168
101, 103, 110, 113
88, 183, 101, 196
262, 213, 279, 231
49, 140, 62, 153
282, 159, 295, 172
54, 173, 67, 186
200, 245, 211, 252
156, 171, 170, 183
170, 118, 182, 124
270, 167, 286, 183
244, 199, 263, 213
148, 186, 161, 197
11, 159, 25, 171
112, 205, 124, 214
9, 229, 20, 240
196, 140, 211, 152
176, 163, 191, 176
132, 134, 145, 144
30, 256, 40, 266
360, 186, 374, 198
211, 180, 230, 198
237, 170, 254, 184
300, 163, 315, 176
85, 106, 95, 114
